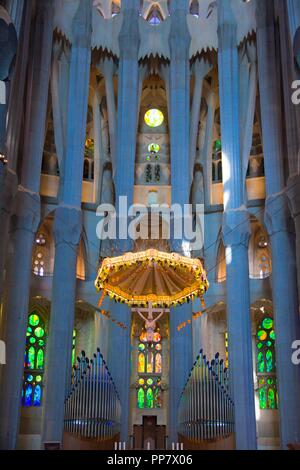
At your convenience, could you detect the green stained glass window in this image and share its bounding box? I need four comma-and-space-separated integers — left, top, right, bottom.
28, 346, 35, 369
146, 388, 154, 408
256, 316, 278, 410
257, 352, 265, 373
266, 349, 273, 372
268, 388, 275, 409
262, 318, 273, 330
29, 314, 39, 327
138, 388, 144, 409
72, 330, 76, 366
34, 327, 44, 338
36, 349, 44, 369
22, 311, 46, 407
259, 387, 267, 409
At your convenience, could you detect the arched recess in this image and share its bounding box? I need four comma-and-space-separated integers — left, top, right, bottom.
215, 232, 226, 283
215, 217, 272, 283
31, 213, 87, 280
248, 216, 271, 279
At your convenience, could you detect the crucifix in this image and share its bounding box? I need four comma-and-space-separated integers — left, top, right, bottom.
132, 302, 169, 343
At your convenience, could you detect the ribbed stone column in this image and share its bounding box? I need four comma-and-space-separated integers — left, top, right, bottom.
256, 0, 300, 448
168, 303, 193, 446
42, 0, 92, 445
169, 0, 190, 209
115, 0, 140, 207
189, 58, 212, 178
167, 0, 193, 445
98, 58, 117, 173
107, 302, 131, 444
0, 0, 53, 450
218, 0, 256, 449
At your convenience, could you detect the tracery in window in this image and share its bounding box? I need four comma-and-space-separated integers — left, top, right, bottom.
256, 317, 278, 410
22, 311, 46, 407
137, 329, 162, 409
32, 233, 49, 277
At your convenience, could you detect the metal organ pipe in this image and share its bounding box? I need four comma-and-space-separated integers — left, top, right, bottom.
64, 349, 121, 440
178, 349, 235, 443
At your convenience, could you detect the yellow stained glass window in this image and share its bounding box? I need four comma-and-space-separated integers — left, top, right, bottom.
144, 109, 164, 128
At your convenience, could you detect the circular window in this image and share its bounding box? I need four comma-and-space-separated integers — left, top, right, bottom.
148, 143, 160, 153
144, 109, 164, 128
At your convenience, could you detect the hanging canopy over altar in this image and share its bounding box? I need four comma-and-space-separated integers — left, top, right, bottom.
95, 249, 209, 308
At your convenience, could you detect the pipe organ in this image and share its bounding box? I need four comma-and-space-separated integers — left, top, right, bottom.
178, 351, 235, 441
64, 349, 121, 440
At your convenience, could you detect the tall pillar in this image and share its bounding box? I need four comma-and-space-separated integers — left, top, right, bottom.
256, 0, 300, 448
277, 2, 300, 300
98, 58, 117, 173
107, 302, 131, 444
217, 0, 257, 449
42, 0, 92, 445
169, 0, 190, 209
0, 0, 54, 450
202, 89, 216, 206
168, 1, 193, 444
169, 303, 193, 446
115, 0, 140, 207
189, 58, 212, 178
0, 3, 19, 301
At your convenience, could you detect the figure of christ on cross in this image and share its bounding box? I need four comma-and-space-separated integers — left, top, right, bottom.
132, 302, 169, 343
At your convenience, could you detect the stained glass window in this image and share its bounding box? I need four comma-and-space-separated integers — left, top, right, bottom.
22, 311, 46, 407
72, 329, 77, 366
136, 329, 162, 409
32, 233, 48, 276
144, 109, 164, 128
256, 317, 278, 410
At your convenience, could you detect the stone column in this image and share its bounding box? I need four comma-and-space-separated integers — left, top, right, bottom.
98, 58, 117, 173
107, 302, 131, 444
0, 0, 54, 450
277, 2, 300, 300
167, 1, 193, 444
217, 0, 257, 449
256, 0, 300, 448
169, 0, 190, 209
168, 303, 193, 446
115, 0, 140, 208
189, 58, 212, 178
42, 0, 92, 445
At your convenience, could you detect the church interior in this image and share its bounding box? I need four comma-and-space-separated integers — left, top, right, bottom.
0, 0, 300, 452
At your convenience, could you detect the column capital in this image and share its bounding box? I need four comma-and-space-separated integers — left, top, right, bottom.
11, 186, 40, 233
192, 57, 213, 80
53, 205, 82, 246
97, 56, 115, 78
287, 174, 300, 219
264, 192, 290, 236
222, 208, 251, 248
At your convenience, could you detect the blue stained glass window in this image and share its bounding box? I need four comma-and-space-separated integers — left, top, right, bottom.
24, 384, 33, 407
33, 385, 42, 406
